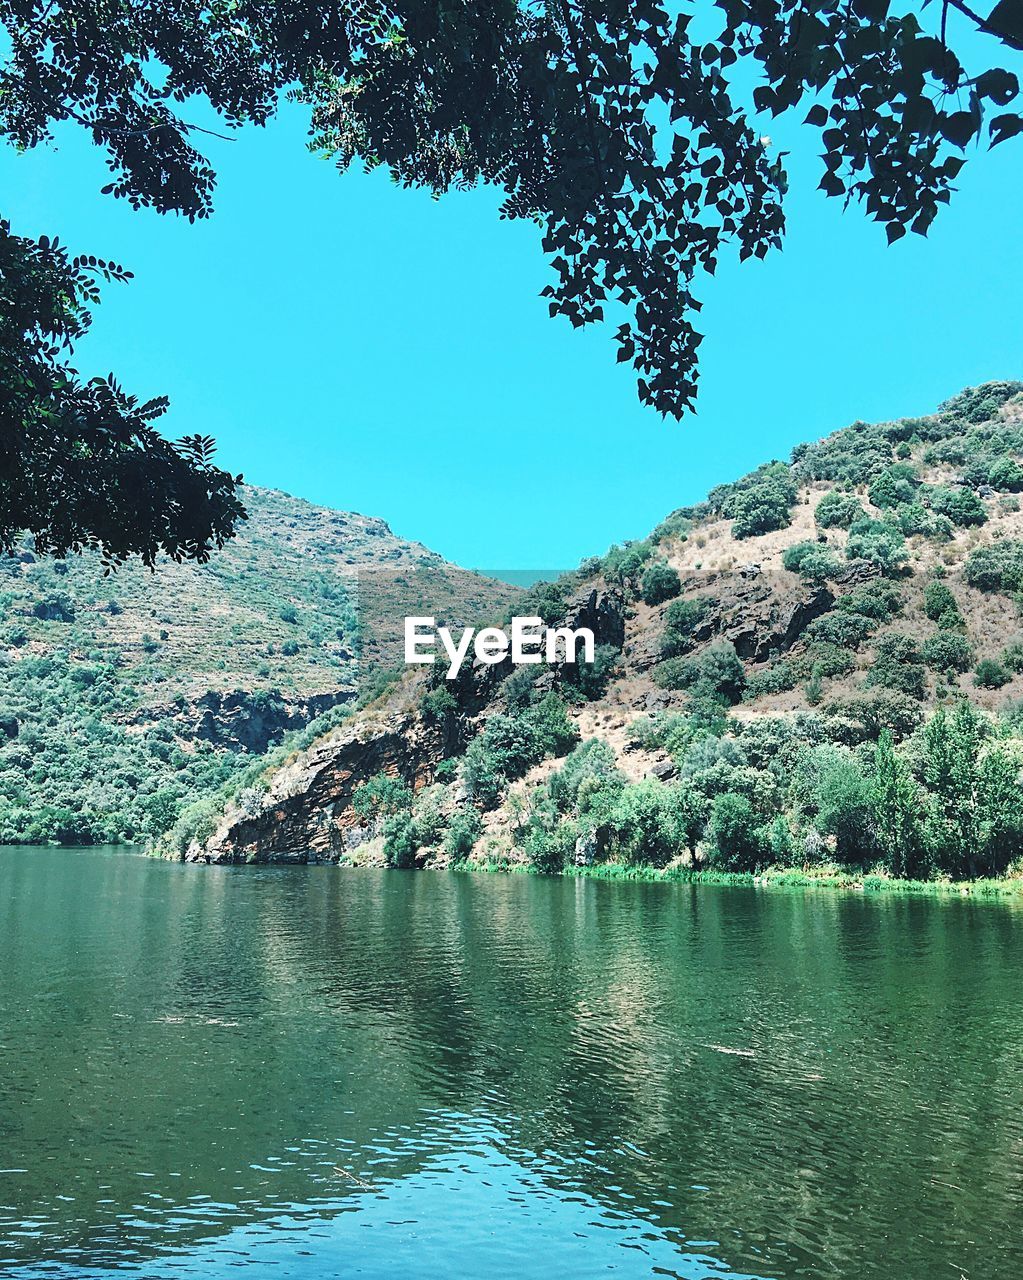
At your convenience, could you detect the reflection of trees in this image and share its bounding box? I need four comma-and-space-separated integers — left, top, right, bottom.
4, 853, 1023, 1278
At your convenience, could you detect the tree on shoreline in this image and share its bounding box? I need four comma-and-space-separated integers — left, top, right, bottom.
2, 0, 1021, 559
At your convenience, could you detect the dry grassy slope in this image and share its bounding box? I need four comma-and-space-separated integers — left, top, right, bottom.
1, 485, 520, 725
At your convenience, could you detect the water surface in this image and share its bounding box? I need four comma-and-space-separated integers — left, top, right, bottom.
1, 847, 1021, 1279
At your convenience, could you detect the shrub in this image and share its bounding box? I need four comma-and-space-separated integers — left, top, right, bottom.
461, 694, 577, 807
566, 643, 620, 700
815, 490, 863, 529
278, 604, 298, 624
926, 485, 987, 528
845, 517, 908, 572
444, 808, 482, 860
865, 634, 926, 699
804, 609, 874, 649
640, 561, 681, 605
744, 660, 797, 699
547, 739, 623, 814
724, 463, 797, 539
707, 792, 767, 871
964, 541, 1023, 594
524, 818, 577, 874
602, 541, 653, 587
813, 749, 872, 863
608, 780, 686, 867
896, 503, 953, 540
923, 580, 960, 622
803, 642, 856, 678
868, 463, 918, 509
989, 455, 1023, 491
921, 632, 974, 675
781, 541, 842, 581
422, 686, 458, 722
661, 596, 712, 659
974, 658, 1011, 689
33, 594, 75, 622
1001, 640, 1023, 674
353, 772, 413, 820
658, 641, 745, 702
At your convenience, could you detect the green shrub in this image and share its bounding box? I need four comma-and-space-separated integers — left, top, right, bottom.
965, 542, 1023, 594
845, 517, 908, 572
724, 463, 797, 539
744, 660, 797, 699
353, 772, 413, 820
868, 463, 918, 510
707, 792, 767, 871
974, 658, 1011, 689
989, 455, 1023, 491
661, 595, 712, 659
524, 817, 578, 874
923, 580, 960, 622
921, 632, 974, 675
781, 541, 842, 581
422, 686, 458, 722
865, 634, 926, 699
640, 561, 681, 605
815, 490, 863, 529
1001, 640, 1023, 674
461, 694, 577, 807
657, 641, 745, 702
926, 485, 987, 528
896, 503, 953, 540
444, 808, 482, 859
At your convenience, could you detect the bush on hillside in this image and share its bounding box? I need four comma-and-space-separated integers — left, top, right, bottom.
921, 632, 974, 675
814, 490, 863, 529
868, 463, 918, 510
923, 580, 960, 623
781, 541, 842, 581
864, 634, 926, 699
974, 658, 1011, 689
964, 542, 1023, 594
640, 561, 681, 605
926, 485, 987, 528
721, 463, 797, 539
845, 517, 908, 573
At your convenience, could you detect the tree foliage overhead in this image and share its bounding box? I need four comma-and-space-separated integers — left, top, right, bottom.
1, 1, 1021, 556
0, 220, 244, 566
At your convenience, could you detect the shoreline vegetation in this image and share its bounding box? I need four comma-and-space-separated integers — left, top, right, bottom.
458, 858, 1023, 900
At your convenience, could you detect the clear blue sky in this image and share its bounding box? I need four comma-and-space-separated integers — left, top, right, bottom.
2, 95, 1021, 571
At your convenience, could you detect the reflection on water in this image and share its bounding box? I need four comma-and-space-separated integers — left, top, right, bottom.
1, 849, 1022, 1279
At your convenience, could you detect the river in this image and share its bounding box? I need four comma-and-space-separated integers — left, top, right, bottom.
1, 846, 1021, 1279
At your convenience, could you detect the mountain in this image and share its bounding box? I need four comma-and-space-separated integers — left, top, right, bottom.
0, 486, 520, 844
186, 381, 1023, 885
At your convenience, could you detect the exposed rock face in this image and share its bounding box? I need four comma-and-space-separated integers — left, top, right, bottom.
190, 708, 444, 864
189, 689, 354, 752
190, 583, 630, 864
629, 571, 837, 670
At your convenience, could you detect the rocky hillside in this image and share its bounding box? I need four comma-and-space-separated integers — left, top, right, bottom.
0, 487, 519, 844
186, 381, 1023, 884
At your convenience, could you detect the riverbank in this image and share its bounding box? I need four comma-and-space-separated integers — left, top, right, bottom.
454, 857, 1023, 899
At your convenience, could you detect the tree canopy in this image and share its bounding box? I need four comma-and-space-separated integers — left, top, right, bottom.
1, 1, 1021, 559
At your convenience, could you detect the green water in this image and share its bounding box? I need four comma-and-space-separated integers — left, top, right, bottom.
1, 848, 1022, 1279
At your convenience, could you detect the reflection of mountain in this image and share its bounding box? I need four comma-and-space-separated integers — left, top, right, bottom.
2, 849, 1023, 1279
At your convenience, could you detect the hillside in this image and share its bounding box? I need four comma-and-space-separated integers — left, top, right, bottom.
186, 381, 1023, 885
0, 487, 519, 844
